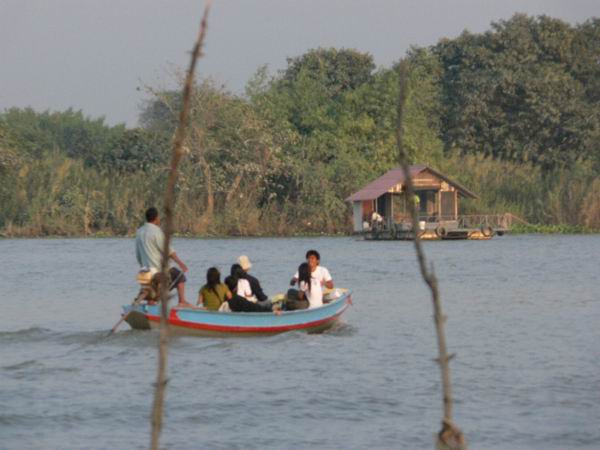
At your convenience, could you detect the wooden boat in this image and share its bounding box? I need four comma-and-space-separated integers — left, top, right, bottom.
122, 289, 352, 337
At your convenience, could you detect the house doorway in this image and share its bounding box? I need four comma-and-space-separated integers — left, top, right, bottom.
416, 190, 437, 216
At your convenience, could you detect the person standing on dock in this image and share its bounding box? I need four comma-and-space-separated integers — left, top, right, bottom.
371, 211, 384, 231
135, 207, 191, 307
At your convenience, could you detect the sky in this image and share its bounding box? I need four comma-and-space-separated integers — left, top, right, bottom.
1, 0, 599, 127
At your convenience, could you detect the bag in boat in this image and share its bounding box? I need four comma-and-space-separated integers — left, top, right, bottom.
136, 268, 160, 302
218, 301, 231, 312
136, 267, 158, 286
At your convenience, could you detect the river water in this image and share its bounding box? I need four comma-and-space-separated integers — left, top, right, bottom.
0, 235, 599, 450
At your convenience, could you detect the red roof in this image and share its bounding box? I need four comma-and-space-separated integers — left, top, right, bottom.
345, 165, 477, 202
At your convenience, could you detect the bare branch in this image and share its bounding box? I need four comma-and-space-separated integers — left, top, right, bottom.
150, 3, 212, 450
395, 59, 467, 450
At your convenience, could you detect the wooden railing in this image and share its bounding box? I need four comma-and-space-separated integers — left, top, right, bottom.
385, 213, 528, 231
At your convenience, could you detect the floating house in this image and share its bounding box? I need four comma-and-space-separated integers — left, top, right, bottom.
346, 165, 508, 240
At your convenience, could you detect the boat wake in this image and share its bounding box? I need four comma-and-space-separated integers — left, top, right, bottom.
322, 321, 358, 337
0, 326, 54, 343
2, 359, 41, 371
0, 326, 156, 349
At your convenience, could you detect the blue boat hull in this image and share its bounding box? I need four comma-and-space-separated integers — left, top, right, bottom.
123, 289, 352, 337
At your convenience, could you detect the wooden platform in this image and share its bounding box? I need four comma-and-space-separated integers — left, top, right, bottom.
364, 225, 506, 241
361, 214, 518, 241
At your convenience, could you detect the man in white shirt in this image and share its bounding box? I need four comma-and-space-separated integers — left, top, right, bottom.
135, 207, 190, 307
290, 249, 334, 289
286, 250, 333, 310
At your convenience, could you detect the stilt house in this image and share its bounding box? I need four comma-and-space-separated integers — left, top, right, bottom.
346, 165, 478, 233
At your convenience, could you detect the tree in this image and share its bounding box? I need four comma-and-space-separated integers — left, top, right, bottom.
0, 123, 20, 172
571, 18, 600, 103
433, 14, 600, 171
283, 47, 376, 97
104, 128, 169, 172
0, 107, 125, 167
139, 90, 182, 135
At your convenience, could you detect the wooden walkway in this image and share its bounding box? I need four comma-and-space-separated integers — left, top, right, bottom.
364, 213, 528, 241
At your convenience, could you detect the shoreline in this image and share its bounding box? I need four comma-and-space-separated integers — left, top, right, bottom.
0, 231, 353, 239
1, 227, 599, 239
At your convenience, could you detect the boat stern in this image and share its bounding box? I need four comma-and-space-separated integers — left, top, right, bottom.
122, 305, 152, 330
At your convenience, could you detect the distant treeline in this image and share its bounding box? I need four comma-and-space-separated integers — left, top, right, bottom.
1, 14, 599, 236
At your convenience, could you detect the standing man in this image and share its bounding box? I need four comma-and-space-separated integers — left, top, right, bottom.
135, 207, 191, 307
237, 255, 268, 302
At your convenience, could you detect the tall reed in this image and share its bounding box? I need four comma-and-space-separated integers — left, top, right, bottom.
396, 60, 467, 450
150, 4, 211, 450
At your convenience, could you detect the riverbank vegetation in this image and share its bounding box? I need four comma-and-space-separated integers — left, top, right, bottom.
1, 14, 599, 237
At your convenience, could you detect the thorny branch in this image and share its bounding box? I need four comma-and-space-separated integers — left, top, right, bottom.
150, 3, 212, 450
395, 60, 467, 450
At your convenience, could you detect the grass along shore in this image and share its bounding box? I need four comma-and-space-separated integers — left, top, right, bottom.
1, 223, 598, 239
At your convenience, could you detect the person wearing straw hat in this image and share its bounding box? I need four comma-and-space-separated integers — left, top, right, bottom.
237, 255, 268, 302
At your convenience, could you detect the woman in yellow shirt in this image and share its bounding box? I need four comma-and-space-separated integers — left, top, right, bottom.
197, 267, 232, 310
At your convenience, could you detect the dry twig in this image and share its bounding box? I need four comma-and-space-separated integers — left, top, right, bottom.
150, 3, 212, 450
395, 60, 467, 450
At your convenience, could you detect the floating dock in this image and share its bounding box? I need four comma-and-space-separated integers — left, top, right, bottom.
362, 214, 514, 241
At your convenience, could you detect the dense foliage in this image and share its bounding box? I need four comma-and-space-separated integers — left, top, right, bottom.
434, 15, 600, 171
1, 14, 599, 236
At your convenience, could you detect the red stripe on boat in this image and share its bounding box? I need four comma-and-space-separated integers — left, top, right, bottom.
145, 303, 349, 333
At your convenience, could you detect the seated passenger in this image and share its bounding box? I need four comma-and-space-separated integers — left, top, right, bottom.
231, 263, 257, 302
287, 263, 323, 310
298, 262, 324, 308
237, 255, 268, 302
289, 249, 334, 290
197, 267, 231, 311
224, 276, 274, 313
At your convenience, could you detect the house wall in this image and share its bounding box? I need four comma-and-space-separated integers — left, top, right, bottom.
441, 191, 456, 218
413, 170, 442, 189
362, 200, 374, 218
352, 202, 363, 232
385, 194, 393, 227
392, 193, 408, 222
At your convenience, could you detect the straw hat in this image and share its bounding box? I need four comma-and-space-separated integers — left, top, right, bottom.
238, 255, 252, 270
